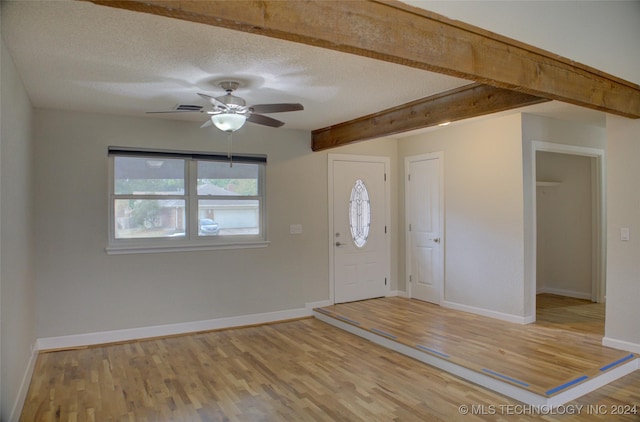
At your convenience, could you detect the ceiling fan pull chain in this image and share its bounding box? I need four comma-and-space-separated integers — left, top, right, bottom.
227, 132, 233, 167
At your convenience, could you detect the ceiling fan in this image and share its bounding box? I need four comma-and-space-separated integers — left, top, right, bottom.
147, 81, 304, 133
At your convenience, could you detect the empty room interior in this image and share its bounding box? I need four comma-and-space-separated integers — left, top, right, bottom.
1, 1, 639, 420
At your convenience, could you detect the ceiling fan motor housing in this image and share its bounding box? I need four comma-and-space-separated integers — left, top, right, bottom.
219, 81, 240, 92
216, 81, 246, 110
217, 93, 246, 109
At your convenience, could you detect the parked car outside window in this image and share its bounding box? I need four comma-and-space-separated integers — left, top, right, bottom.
199, 218, 220, 236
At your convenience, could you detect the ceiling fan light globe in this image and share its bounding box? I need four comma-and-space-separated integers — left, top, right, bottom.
211, 113, 247, 132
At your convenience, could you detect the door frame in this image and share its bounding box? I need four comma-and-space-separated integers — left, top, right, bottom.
328, 154, 391, 304
530, 141, 606, 313
405, 152, 445, 303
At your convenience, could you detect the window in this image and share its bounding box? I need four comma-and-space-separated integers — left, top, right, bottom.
108, 148, 267, 254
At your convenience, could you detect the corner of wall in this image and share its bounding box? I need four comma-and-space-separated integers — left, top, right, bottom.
605, 115, 640, 353
1, 32, 38, 422
8, 341, 38, 422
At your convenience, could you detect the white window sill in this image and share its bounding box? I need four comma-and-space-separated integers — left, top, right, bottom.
106, 240, 270, 255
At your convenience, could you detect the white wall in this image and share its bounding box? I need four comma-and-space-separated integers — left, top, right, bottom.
0, 32, 37, 421
33, 109, 399, 339
536, 152, 593, 299
406, 1, 640, 86
396, 113, 607, 322
604, 116, 640, 353
399, 113, 527, 320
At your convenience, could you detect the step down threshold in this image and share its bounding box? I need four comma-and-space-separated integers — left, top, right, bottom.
313, 309, 639, 407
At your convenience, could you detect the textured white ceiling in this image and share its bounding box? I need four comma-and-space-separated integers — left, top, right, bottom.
1, 1, 605, 132
1, 0, 472, 131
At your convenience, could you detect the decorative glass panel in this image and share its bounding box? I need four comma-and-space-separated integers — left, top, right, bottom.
349, 179, 371, 248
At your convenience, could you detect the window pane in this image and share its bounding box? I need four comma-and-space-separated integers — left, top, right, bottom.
198, 199, 259, 236
197, 161, 258, 196
114, 156, 184, 195
114, 199, 185, 239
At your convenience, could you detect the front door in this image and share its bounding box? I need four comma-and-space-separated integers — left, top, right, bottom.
406, 153, 444, 304
330, 155, 389, 303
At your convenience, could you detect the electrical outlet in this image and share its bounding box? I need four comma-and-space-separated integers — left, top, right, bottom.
290, 224, 303, 235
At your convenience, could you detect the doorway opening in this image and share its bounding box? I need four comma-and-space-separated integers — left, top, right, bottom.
532, 142, 605, 334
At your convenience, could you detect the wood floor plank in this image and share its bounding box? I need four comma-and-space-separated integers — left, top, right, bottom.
21, 304, 640, 421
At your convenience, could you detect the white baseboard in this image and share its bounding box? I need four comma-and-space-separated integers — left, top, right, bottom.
305, 299, 333, 309
537, 287, 592, 300
37, 304, 322, 351
388, 290, 409, 298
602, 337, 640, 354
9, 341, 38, 422
442, 301, 533, 325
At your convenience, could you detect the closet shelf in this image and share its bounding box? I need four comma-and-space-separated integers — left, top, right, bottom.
536, 181, 561, 187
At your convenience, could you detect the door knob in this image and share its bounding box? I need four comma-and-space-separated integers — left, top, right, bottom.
335, 241, 346, 247
433, 237, 440, 243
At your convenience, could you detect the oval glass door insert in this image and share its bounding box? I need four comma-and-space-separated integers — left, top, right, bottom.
349, 179, 371, 248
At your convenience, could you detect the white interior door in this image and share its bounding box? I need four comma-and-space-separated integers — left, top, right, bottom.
331, 156, 389, 303
406, 153, 443, 304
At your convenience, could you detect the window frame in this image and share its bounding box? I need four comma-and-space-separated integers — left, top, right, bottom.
107, 147, 268, 255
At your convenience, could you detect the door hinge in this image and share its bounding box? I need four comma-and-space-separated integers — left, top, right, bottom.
384, 173, 387, 181
385, 277, 387, 286
409, 223, 412, 232
408, 174, 411, 181
409, 275, 412, 283
385, 225, 387, 234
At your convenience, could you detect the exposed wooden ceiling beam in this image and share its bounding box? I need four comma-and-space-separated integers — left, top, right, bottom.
312, 83, 549, 151
88, 0, 640, 121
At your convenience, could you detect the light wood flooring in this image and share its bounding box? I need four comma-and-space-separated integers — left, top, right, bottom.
536, 294, 605, 334
21, 296, 640, 421
316, 295, 633, 399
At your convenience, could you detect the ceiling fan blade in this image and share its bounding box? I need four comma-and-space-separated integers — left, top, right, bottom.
146, 110, 202, 114
247, 113, 285, 128
198, 93, 227, 109
250, 103, 304, 114
200, 119, 213, 128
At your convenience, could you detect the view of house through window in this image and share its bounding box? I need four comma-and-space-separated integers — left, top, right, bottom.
109, 149, 266, 249
114, 156, 186, 239
197, 161, 260, 236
